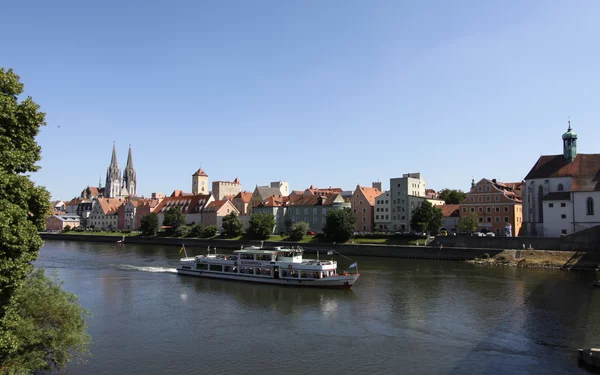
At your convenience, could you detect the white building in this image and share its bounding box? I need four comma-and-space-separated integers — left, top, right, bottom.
523, 122, 600, 237
388, 173, 444, 232
374, 191, 391, 231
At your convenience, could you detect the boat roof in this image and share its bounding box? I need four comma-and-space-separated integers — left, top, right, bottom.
234, 249, 278, 254
234, 247, 303, 254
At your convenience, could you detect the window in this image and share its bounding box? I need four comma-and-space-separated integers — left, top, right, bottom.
470, 208, 475, 213
386, 215, 389, 219
401, 216, 405, 220
504, 217, 509, 222
362, 217, 366, 222
376, 215, 379, 220
362, 208, 366, 213
486, 207, 491, 213
561, 203, 566, 208
561, 214, 567, 219
561, 229, 567, 235
549, 203, 554, 208
470, 197, 474, 202
360, 201, 363, 205
313, 217, 317, 224
496, 216, 500, 223
353, 208, 357, 214
495, 207, 500, 212
558, 184, 564, 191
304, 208, 308, 214
495, 196, 499, 201
486, 196, 491, 202
478, 207, 483, 213
487, 217, 491, 223
393, 215, 396, 220
478, 196, 482, 202
587, 197, 594, 215
504, 207, 508, 212
478, 186, 482, 192
462, 208, 466, 213
296, 209, 299, 214
313, 208, 317, 214
478, 217, 483, 223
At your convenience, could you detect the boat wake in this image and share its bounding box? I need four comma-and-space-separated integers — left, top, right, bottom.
115, 264, 178, 274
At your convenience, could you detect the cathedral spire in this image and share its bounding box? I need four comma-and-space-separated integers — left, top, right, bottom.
110, 141, 118, 168
126, 144, 134, 169
105, 142, 122, 198
122, 144, 137, 197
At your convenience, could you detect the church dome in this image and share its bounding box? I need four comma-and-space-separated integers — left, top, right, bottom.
562, 121, 577, 140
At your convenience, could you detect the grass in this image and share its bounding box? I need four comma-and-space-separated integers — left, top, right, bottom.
63, 231, 138, 236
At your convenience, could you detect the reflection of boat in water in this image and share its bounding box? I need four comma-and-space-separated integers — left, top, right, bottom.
177, 245, 359, 288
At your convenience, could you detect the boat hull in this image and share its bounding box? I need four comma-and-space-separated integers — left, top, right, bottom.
176, 268, 359, 288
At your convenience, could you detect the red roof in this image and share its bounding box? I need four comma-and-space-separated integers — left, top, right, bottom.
357, 186, 382, 206
153, 194, 212, 214
233, 191, 253, 203
203, 199, 233, 212
192, 168, 208, 177
436, 204, 459, 217
524, 154, 600, 191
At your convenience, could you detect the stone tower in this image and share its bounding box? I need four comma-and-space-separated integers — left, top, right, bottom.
122, 144, 137, 197
192, 168, 208, 195
562, 120, 578, 163
105, 142, 122, 198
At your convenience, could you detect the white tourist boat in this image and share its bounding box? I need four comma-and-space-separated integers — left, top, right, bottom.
176, 245, 359, 288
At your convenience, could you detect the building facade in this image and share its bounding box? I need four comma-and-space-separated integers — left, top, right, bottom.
459, 178, 523, 236
191, 168, 209, 195
522, 123, 600, 237
202, 200, 240, 230
285, 193, 349, 233
212, 178, 242, 200
46, 214, 81, 232
374, 191, 391, 231
351, 184, 383, 232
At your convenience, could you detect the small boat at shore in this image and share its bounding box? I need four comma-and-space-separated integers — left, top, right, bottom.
176, 245, 359, 288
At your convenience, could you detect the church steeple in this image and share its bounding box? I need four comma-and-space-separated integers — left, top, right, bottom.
105, 142, 122, 198
562, 119, 578, 163
122, 144, 136, 197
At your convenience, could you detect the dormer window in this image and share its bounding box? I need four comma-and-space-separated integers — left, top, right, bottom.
557, 184, 564, 192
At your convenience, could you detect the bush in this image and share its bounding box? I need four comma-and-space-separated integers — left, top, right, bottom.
482, 253, 490, 259
140, 213, 159, 236
323, 208, 356, 243
201, 225, 218, 238
174, 225, 191, 237
289, 222, 309, 241
63, 225, 71, 232
222, 212, 244, 237
190, 223, 205, 238
248, 213, 275, 240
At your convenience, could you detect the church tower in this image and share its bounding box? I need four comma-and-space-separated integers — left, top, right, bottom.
105, 142, 122, 198
562, 120, 578, 163
122, 144, 137, 197
192, 168, 208, 195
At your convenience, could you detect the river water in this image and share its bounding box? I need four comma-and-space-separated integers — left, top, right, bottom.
35, 240, 600, 375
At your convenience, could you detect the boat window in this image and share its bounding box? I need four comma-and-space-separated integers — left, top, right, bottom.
247, 267, 254, 275
240, 254, 254, 260
197, 263, 208, 270
287, 270, 298, 278
224, 266, 233, 273
281, 270, 288, 277
209, 264, 222, 272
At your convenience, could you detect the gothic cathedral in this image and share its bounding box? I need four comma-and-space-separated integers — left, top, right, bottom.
105, 143, 137, 198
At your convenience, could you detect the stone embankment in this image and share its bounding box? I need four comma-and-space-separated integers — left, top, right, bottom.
40, 233, 600, 271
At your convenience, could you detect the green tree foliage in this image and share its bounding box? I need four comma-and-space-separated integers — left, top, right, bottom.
140, 213, 159, 236
248, 213, 275, 240
0, 68, 52, 318
410, 200, 443, 234
63, 225, 71, 233
221, 212, 244, 238
163, 207, 185, 231
458, 212, 479, 233
323, 208, 356, 243
289, 221, 309, 241
201, 225, 218, 238
438, 189, 467, 205
174, 225, 190, 238
0, 269, 91, 373
190, 223, 205, 238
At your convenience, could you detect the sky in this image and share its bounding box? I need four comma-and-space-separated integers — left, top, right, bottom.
3, 0, 600, 200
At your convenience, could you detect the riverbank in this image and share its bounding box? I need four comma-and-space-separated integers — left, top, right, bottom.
40, 233, 600, 271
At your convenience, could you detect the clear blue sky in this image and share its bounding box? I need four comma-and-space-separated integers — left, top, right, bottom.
4, 0, 600, 200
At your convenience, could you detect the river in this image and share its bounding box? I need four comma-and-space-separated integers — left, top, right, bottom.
35, 240, 600, 374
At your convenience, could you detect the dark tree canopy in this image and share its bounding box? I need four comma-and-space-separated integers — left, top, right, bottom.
0, 68, 51, 318
0, 68, 89, 372
163, 207, 185, 231
409, 200, 443, 234
221, 212, 244, 237
140, 213, 159, 236
323, 208, 356, 243
438, 189, 467, 205
248, 213, 275, 240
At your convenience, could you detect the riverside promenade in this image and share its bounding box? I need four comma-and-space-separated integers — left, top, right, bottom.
40, 233, 600, 271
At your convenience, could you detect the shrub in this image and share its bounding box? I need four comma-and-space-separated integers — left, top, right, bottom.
248, 213, 275, 240
174, 225, 191, 237
201, 225, 218, 238
190, 223, 205, 238
222, 212, 244, 237
289, 222, 309, 241
482, 253, 490, 259
62, 225, 71, 232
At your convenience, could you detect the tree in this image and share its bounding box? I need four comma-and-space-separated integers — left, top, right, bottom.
458, 212, 479, 234
63, 225, 71, 232
174, 225, 190, 237
323, 208, 356, 243
0, 68, 52, 317
190, 223, 205, 238
247, 213, 275, 240
163, 207, 185, 232
1, 269, 91, 373
140, 213, 159, 236
410, 200, 443, 234
201, 225, 218, 238
0, 68, 89, 370
289, 221, 309, 241
221, 212, 244, 238
438, 189, 467, 205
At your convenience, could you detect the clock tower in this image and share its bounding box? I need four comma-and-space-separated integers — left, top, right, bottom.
192, 168, 208, 195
